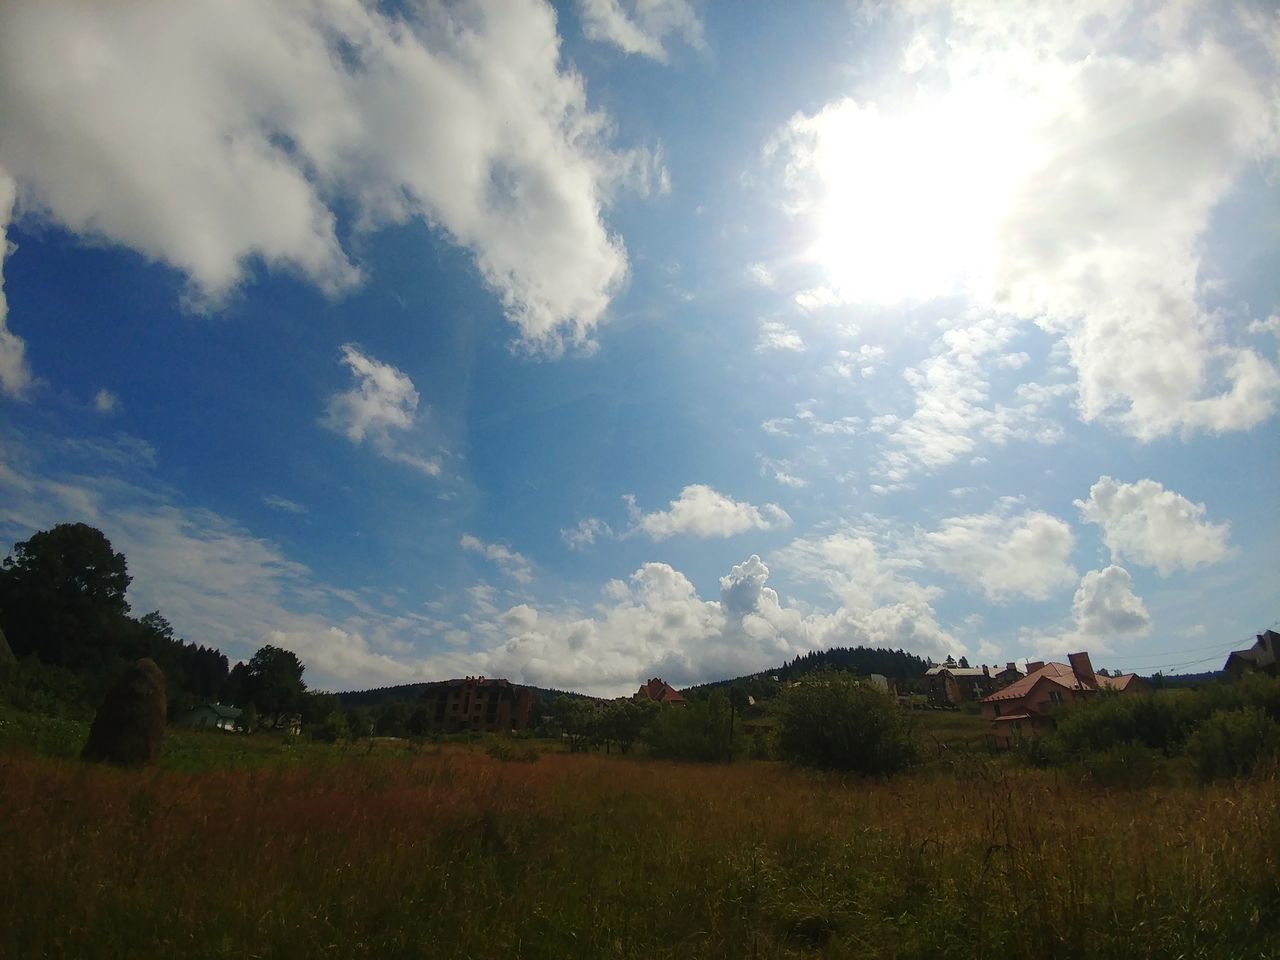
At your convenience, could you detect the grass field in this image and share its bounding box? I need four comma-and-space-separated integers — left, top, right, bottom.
2, 718, 1277, 959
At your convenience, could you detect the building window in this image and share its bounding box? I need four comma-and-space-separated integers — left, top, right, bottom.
1048, 691, 1062, 706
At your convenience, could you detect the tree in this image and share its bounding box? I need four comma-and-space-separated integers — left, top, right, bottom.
0, 523, 132, 667
245, 645, 306, 727
376, 701, 409, 738
600, 698, 656, 754
346, 706, 371, 740
239, 702, 258, 734
776, 671, 918, 775
553, 696, 597, 752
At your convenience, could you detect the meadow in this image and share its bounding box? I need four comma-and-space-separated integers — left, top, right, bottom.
2, 712, 1277, 959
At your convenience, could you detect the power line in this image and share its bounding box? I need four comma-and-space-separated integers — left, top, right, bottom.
1114, 620, 1279, 674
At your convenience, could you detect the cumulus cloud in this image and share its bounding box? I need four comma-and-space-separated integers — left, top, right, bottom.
1076, 475, 1232, 576
771, 2, 1280, 440
577, 0, 704, 62
0, 0, 642, 351
627, 484, 792, 540
923, 501, 1077, 602
322, 344, 440, 477
460, 534, 533, 585
0, 171, 32, 398
1028, 564, 1152, 656
775, 531, 958, 660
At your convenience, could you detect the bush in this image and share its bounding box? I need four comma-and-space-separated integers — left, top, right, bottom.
776, 671, 917, 776
1185, 707, 1280, 783
643, 691, 736, 762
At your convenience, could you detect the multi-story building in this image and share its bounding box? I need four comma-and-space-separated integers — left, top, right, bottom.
419, 677, 533, 733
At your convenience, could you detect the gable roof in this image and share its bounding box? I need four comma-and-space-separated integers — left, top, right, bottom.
924, 666, 988, 678
637, 677, 686, 704
1097, 673, 1141, 692
983, 662, 1090, 702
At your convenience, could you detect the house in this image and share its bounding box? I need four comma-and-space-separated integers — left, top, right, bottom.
175, 703, 243, 732
993, 662, 1024, 689
981, 651, 1148, 749
923, 660, 996, 706
1224, 630, 1279, 680
635, 677, 687, 705
418, 677, 532, 734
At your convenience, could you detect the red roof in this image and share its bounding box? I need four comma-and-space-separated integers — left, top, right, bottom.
1097, 673, 1140, 692
637, 678, 686, 704
983, 662, 1087, 702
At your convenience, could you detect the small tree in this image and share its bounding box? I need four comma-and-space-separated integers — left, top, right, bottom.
239, 702, 258, 734
777, 671, 917, 775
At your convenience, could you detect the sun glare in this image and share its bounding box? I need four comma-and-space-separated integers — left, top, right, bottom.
802, 82, 1034, 305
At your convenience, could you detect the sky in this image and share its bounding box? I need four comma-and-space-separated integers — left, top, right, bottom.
0, 0, 1277, 696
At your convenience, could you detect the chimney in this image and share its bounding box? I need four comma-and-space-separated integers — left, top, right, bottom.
982, 665, 990, 677
1026, 661, 1045, 675
1068, 651, 1097, 688
1006, 662, 1017, 674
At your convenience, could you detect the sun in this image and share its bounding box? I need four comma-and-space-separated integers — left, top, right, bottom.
795, 80, 1035, 306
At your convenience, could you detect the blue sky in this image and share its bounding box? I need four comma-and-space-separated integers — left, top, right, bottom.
1, 0, 1277, 695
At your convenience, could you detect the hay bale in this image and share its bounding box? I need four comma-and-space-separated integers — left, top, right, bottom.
0, 625, 14, 668
81, 658, 167, 765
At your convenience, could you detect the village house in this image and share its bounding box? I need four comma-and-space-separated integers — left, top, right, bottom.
175, 702, 243, 732
418, 677, 532, 733
635, 677, 687, 705
923, 659, 996, 706
981, 651, 1150, 749
1224, 630, 1279, 680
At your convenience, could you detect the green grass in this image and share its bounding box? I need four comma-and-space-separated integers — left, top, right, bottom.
1, 709, 1277, 959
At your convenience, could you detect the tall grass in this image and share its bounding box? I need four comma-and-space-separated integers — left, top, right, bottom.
2, 740, 1276, 958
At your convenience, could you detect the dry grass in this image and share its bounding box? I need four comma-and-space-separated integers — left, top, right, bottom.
1, 741, 1276, 959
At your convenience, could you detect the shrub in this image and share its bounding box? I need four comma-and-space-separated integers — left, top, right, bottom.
776, 671, 917, 776
644, 691, 736, 762
1185, 707, 1280, 784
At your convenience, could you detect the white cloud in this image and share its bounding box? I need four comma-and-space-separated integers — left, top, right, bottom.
1027, 564, 1152, 656
560, 516, 614, 550
263, 494, 307, 515
1076, 475, 1232, 576
747, 263, 776, 288
577, 0, 704, 62
0, 0, 641, 351
756, 320, 805, 352
775, 531, 958, 660
923, 501, 1077, 602
93, 389, 120, 415
460, 534, 533, 584
878, 317, 1069, 483
0, 171, 32, 398
1069, 565, 1152, 645
628, 484, 791, 540
322, 344, 440, 477
770, 2, 1280, 440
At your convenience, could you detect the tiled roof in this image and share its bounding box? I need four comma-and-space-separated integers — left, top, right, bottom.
983, 662, 1086, 702
1097, 673, 1139, 691
637, 678, 686, 703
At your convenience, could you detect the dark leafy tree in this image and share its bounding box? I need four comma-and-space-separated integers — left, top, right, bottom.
0, 523, 131, 668
776, 671, 918, 775
376, 701, 409, 737
245, 645, 306, 727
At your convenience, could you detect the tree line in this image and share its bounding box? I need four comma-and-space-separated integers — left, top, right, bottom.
0, 522, 308, 728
